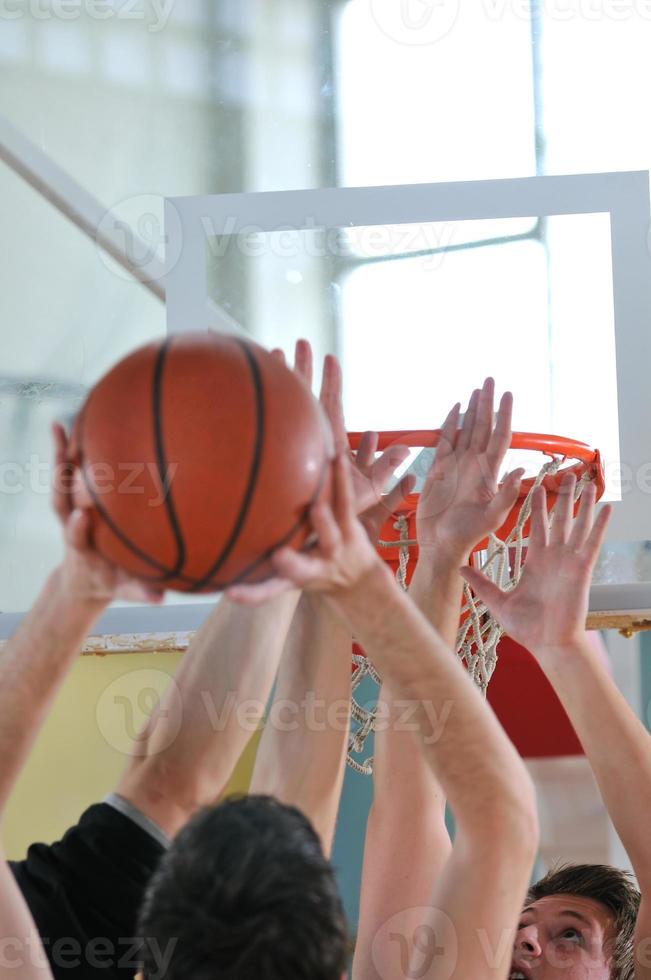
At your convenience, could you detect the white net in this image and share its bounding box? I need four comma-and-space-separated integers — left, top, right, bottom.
347, 455, 594, 775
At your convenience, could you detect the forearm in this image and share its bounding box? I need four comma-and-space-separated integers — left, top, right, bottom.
354, 716, 450, 980
409, 546, 469, 652
0, 847, 53, 978
251, 593, 352, 855
399, 548, 468, 813
538, 637, 651, 882
370, 550, 466, 836
354, 560, 459, 980
119, 591, 301, 820
0, 568, 106, 813
331, 565, 533, 838
351, 567, 535, 980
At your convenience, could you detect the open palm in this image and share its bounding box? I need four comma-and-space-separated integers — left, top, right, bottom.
462, 477, 610, 653
417, 379, 523, 557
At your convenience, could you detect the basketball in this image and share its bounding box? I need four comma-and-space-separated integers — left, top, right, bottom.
69, 331, 333, 592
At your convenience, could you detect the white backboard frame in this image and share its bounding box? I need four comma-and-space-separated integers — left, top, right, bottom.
165, 172, 651, 548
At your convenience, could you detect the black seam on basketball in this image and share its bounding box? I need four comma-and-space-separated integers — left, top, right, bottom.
152, 337, 186, 578
205, 450, 331, 591
187, 338, 265, 592
75, 402, 176, 581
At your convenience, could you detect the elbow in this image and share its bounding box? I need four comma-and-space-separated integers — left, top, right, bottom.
490, 775, 540, 863
458, 770, 540, 866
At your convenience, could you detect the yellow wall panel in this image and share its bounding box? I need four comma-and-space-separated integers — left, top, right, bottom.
3, 651, 259, 859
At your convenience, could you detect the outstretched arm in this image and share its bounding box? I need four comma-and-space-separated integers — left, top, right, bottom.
247, 347, 412, 855
0, 424, 161, 813
119, 343, 410, 842
463, 478, 651, 980
116, 591, 302, 837
355, 380, 523, 980
249, 592, 352, 855
0, 426, 161, 980
275, 455, 538, 979
0, 853, 53, 978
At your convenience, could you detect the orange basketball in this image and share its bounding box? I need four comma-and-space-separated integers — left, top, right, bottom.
70, 332, 333, 592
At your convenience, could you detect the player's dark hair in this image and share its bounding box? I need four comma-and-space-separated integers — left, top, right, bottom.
527, 863, 640, 980
138, 794, 348, 980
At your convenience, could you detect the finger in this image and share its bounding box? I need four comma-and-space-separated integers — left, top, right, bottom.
51, 422, 73, 523
356, 430, 379, 470
569, 481, 597, 550
119, 582, 166, 605
362, 474, 416, 539
65, 508, 92, 553
270, 348, 286, 367
72, 469, 93, 509
470, 377, 495, 452
272, 546, 330, 588
460, 565, 506, 616
140, 587, 165, 605
294, 339, 313, 387
310, 500, 341, 555
550, 474, 576, 545
225, 578, 293, 606
456, 388, 480, 452
583, 503, 612, 567
528, 485, 549, 550
332, 452, 357, 529
369, 443, 410, 493
380, 473, 416, 516
434, 402, 461, 463
486, 390, 513, 474
486, 468, 524, 526
319, 354, 347, 451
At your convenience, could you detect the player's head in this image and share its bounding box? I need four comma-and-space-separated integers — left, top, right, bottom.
137, 794, 349, 980
511, 863, 640, 980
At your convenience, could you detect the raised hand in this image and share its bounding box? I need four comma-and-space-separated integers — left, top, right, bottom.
316, 349, 411, 517
52, 422, 164, 605
271, 453, 384, 596
461, 475, 610, 653
416, 378, 523, 559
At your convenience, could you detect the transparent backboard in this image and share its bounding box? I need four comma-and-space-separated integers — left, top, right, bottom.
164, 173, 651, 625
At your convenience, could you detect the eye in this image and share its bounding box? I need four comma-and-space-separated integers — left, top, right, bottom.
557, 928, 583, 944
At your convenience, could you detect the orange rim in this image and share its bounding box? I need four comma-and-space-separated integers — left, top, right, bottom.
348, 428, 605, 559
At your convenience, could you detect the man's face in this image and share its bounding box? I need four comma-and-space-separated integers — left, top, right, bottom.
510, 893, 615, 979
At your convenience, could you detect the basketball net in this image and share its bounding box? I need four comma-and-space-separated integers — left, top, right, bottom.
347, 456, 594, 776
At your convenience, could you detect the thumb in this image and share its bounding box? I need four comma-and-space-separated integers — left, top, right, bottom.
486, 468, 524, 523
66, 508, 92, 553
459, 565, 506, 616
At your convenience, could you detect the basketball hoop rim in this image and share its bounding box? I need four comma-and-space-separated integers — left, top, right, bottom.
347, 429, 605, 503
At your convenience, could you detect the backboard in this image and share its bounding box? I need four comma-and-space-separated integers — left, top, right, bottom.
164, 172, 651, 632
